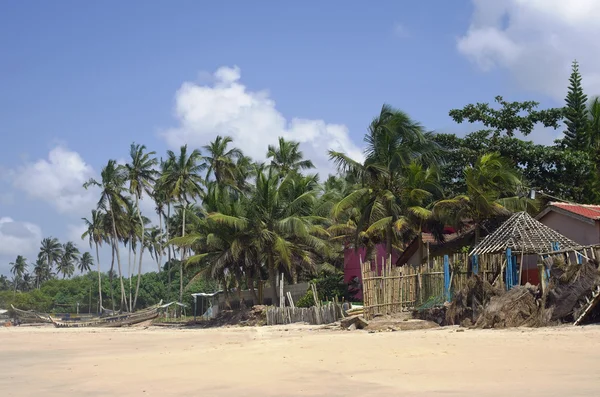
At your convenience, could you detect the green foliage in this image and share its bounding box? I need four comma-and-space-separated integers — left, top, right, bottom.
562, 60, 589, 151
296, 271, 353, 308
449, 95, 563, 138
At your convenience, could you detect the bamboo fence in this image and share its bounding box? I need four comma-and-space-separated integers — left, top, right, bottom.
360, 253, 500, 320
266, 302, 343, 325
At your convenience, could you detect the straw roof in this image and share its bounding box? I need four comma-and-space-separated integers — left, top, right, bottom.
470, 211, 582, 255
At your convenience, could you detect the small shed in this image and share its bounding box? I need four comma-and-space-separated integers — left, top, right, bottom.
470, 211, 583, 288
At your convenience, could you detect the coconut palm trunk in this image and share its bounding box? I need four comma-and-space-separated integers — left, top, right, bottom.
109, 206, 128, 312
268, 254, 279, 306
133, 194, 145, 310
95, 241, 103, 312
158, 210, 164, 273
109, 245, 116, 312
180, 202, 186, 303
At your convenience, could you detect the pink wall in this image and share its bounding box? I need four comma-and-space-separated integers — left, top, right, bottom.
539, 212, 600, 246
344, 244, 399, 300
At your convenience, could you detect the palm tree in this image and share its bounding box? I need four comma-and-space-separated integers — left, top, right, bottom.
203, 135, 243, 185
78, 252, 94, 273
125, 142, 158, 310
32, 257, 52, 289
84, 159, 130, 311
267, 137, 314, 174
160, 145, 205, 302
38, 237, 63, 278
57, 241, 80, 278
10, 255, 27, 294
329, 105, 440, 257
82, 209, 107, 311
188, 166, 328, 305
434, 152, 529, 242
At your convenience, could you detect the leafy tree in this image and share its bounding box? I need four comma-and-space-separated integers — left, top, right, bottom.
10, 255, 27, 294
78, 252, 94, 273
562, 60, 589, 150
160, 145, 205, 302
329, 104, 441, 257
82, 209, 107, 311
84, 159, 130, 311
57, 242, 80, 279
203, 135, 243, 185
267, 137, 315, 174
449, 96, 563, 138
125, 142, 158, 310
434, 153, 532, 242
38, 237, 62, 278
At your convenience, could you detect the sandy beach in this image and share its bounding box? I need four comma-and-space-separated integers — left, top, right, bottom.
1, 324, 600, 396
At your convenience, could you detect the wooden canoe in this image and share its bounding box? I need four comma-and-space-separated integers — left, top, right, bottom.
49, 301, 162, 328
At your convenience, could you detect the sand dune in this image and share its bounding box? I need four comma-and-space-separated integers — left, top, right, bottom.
1, 324, 600, 396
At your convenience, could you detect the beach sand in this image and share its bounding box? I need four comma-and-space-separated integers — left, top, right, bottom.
1, 324, 600, 396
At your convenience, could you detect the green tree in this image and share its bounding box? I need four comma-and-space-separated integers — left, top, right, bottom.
38, 237, 62, 279
125, 142, 158, 310
84, 159, 130, 311
329, 104, 440, 257
82, 209, 107, 311
203, 135, 243, 185
58, 241, 80, 279
449, 96, 563, 138
78, 252, 94, 273
267, 137, 315, 174
434, 153, 531, 242
160, 145, 205, 302
10, 255, 27, 294
562, 60, 589, 150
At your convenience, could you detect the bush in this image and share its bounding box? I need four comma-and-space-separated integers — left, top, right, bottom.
296, 271, 356, 307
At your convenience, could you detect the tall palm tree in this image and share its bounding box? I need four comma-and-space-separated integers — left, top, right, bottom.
125, 142, 158, 310
38, 237, 63, 278
82, 209, 107, 311
203, 135, 243, 185
329, 105, 440, 257
267, 137, 314, 174
161, 145, 205, 302
434, 152, 529, 242
78, 252, 94, 273
10, 255, 27, 294
33, 257, 47, 289
58, 241, 80, 278
84, 159, 130, 311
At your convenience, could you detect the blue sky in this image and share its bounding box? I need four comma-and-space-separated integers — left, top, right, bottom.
2, 1, 599, 275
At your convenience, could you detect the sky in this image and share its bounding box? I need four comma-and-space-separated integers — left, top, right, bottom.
2, 0, 600, 276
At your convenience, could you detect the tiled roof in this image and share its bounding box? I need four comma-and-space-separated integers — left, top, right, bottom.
550, 202, 600, 221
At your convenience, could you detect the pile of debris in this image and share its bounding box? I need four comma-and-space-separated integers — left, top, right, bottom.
444, 258, 600, 328
193, 305, 267, 328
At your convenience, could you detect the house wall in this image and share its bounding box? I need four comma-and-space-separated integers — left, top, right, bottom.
538, 211, 600, 246
213, 282, 310, 310
344, 244, 399, 301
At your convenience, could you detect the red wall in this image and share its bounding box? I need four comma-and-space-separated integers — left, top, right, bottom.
344, 244, 399, 300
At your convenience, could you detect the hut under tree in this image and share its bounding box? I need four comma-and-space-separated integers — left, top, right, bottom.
469, 211, 584, 288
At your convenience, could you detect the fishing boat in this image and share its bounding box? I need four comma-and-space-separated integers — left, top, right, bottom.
10, 305, 52, 324
49, 301, 162, 328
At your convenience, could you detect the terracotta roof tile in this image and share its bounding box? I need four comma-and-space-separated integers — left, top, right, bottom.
551, 202, 600, 220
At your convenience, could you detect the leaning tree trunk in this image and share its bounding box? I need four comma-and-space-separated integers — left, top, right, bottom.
134, 193, 145, 309
95, 242, 102, 312
158, 209, 164, 273
133, 246, 145, 309
386, 223, 393, 260
245, 272, 258, 304
166, 203, 172, 295
110, 207, 129, 312
109, 245, 116, 312
129, 242, 133, 312
180, 202, 186, 303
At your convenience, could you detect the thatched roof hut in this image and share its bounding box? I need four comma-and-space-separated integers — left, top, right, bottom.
470, 211, 582, 256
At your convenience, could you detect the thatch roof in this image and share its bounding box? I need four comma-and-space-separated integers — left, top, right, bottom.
470, 211, 582, 256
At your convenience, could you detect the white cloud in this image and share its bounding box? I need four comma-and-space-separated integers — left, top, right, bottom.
11, 146, 98, 216
161, 66, 364, 176
458, 0, 600, 99
0, 217, 42, 258
66, 223, 89, 248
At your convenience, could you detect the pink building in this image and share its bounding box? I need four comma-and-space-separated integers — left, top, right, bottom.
536, 202, 600, 246
344, 244, 399, 300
